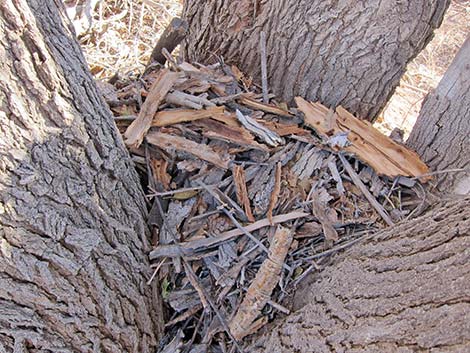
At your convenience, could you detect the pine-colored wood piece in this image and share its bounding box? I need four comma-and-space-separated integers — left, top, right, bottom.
295, 97, 430, 179
124, 69, 179, 148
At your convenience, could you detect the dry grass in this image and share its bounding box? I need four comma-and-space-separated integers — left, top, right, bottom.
376, 0, 470, 137
76, 0, 182, 79
77, 0, 469, 135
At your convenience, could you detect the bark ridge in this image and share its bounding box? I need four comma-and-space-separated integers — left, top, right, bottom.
0, 1, 162, 351
183, 0, 449, 121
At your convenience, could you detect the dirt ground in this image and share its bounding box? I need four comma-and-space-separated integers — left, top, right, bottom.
76, 0, 469, 138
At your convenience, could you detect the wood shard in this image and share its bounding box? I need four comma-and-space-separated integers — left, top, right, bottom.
295, 97, 430, 179
235, 109, 283, 147
233, 165, 255, 222
124, 69, 179, 148
149, 158, 171, 189
229, 226, 293, 340
238, 95, 293, 117
311, 189, 339, 244
152, 106, 224, 127
196, 119, 268, 151
267, 162, 282, 224
146, 131, 230, 170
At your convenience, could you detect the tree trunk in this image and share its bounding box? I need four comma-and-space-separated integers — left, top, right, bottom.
0, 1, 162, 352
407, 37, 470, 195
182, 0, 449, 121
249, 197, 470, 352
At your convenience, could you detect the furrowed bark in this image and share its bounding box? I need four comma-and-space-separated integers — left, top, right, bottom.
407, 37, 470, 195
182, 0, 449, 121
249, 197, 470, 352
0, 0, 162, 351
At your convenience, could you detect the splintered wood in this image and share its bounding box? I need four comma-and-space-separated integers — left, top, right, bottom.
105, 58, 432, 352
229, 226, 293, 340
295, 97, 430, 179
124, 69, 179, 148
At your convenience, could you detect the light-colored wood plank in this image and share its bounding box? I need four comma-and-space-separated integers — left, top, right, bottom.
124, 69, 179, 148
146, 131, 230, 170
295, 97, 430, 179
152, 106, 224, 127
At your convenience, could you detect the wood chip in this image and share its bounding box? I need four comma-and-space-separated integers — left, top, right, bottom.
311, 189, 339, 244
295, 97, 430, 179
124, 69, 179, 148
195, 119, 269, 151
146, 131, 231, 170
267, 162, 282, 224
233, 165, 255, 222
235, 109, 283, 147
152, 106, 225, 127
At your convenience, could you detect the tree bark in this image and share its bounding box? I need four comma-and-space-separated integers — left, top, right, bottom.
0, 1, 162, 352
249, 197, 470, 352
182, 0, 449, 121
407, 37, 470, 195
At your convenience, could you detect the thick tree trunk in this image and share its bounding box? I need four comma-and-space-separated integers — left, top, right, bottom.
407, 37, 470, 195
249, 197, 470, 352
182, 0, 449, 121
0, 1, 162, 352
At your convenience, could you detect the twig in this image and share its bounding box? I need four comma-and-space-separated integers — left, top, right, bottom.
183, 260, 210, 310
411, 167, 470, 180
147, 185, 205, 198
149, 210, 308, 259
260, 31, 269, 103
146, 258, 166, 285
339, 153, 394, 227
267, 299, 290, 315
182, 259, 243, 352
196, 181, 270, 255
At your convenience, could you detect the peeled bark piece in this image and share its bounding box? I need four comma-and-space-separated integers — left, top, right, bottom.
407, 37, 470, 195
250, 197, 470, 352
229, 226, 293, 340
152, 106, 225, 127
0, 1, 162, 351
183, 0, 449, 121
296, 98, 430, 179
146, 131, 231, 170
124, 69, 179, 148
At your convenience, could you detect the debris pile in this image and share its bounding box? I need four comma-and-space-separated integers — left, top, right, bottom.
102, 58, 430, 352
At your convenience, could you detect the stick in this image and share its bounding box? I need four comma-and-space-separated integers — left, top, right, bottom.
196, 182, 270, 255
260, 31, 269, 103
338, 153, 394, 226
147, 17, 188, 66
149, 211, 308, 259
182, 259, 243, 352
229, 226, 293, 340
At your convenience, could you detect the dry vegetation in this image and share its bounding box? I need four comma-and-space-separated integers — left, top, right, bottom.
376, 0, 470, 136
72, 0, 183, 78
74, 0, 469, 136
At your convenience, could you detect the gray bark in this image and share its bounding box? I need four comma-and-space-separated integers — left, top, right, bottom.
0, 1, 162, 352
182, 0, 449, 121
249, 197, 470, 352
407, 36, 470, 195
